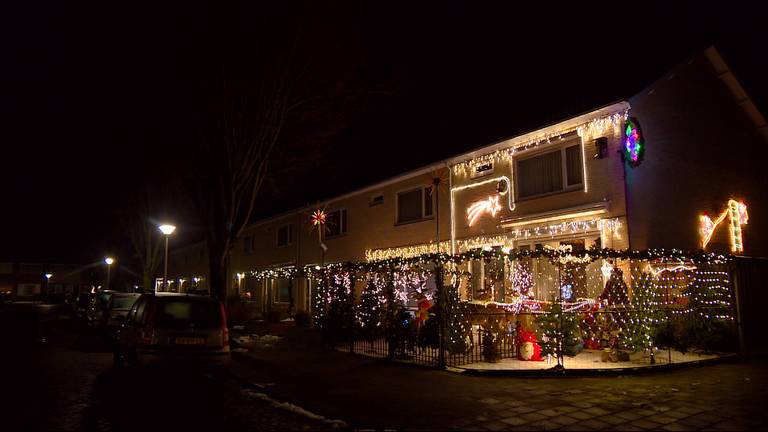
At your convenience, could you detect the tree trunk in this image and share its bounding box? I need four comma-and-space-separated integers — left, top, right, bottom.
209, 248, 230, 301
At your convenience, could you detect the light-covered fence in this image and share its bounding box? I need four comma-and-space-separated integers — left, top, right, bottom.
250, 247, 737, 370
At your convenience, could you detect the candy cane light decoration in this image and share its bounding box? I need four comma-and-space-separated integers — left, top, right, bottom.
699, 199, 748, 253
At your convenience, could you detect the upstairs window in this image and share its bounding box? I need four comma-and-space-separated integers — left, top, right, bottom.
516, 143, 583, 199
396, 187, 433, 224
243, 235, 255, 254
276, 224, 293, 247
326, 209, 347, 237
370, 194, 384, 206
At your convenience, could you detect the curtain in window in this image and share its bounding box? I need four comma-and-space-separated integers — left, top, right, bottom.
518, 150, 562, 198
565, 145, 583, 186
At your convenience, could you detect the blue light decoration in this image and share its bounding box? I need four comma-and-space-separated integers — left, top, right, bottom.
560, 283, 573, 301
623, 117, 645, 168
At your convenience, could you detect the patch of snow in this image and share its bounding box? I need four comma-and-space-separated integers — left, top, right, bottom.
241, 388, 347, 428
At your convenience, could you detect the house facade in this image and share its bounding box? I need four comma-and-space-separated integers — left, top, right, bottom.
166, 47, 766, 318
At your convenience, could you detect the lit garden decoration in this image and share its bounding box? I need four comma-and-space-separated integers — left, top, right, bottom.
623, 117, 645, 167
244, 246, 736, 372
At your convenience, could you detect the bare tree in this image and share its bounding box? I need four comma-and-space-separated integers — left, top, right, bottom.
123, 190, 165, 292
180, 3, 385, 300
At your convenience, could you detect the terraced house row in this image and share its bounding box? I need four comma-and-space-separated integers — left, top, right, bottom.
164, 46, 767, 318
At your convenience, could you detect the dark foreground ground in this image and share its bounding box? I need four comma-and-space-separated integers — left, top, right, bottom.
2, 302, 767, 431
0, 303, 335, 431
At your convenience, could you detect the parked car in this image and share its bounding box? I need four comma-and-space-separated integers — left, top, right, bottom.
114, 293, 230, 369
103, 292, 141, 337
72, 292, 94, 320
88, 290, 116, 328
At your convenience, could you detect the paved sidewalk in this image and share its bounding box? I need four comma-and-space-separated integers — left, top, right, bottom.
229, 327, 768, 431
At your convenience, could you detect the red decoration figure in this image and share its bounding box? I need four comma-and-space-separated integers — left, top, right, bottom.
515, 328, 543, 361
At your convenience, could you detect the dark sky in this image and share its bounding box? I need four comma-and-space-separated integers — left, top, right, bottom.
2, 1, 766, 268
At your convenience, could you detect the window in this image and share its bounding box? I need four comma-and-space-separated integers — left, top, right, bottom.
276, 279, 291, 303
326, 209, 347, 237
370, 194, 384, 206
516, 143, 584, 199
243, 236, 255, 254
471, 162, 494, 179
396, 187, 433, 224
276, 224, 293, 247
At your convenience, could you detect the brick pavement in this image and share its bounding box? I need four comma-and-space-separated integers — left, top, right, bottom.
229, 327, 768, 431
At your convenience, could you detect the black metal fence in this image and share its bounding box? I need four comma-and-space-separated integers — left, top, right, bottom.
312, 257, 740, 371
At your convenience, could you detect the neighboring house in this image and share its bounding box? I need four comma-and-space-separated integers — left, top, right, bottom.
168, 46, 767, 317
0, 262, 93, 301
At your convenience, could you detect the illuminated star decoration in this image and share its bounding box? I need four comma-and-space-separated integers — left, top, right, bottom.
467, 195, 502, 226
310, 208, 329, 251
623, 117, 644, 167
699, 199, 748, 253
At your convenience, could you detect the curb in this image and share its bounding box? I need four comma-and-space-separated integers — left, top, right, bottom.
451, 353, 741, 377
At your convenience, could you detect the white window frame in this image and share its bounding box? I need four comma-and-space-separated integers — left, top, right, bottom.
325, 209, 347, 238
370, 194, 384, 207
514, 139, 584, 201
471, 161, 494, 179
395, 186, 434, 225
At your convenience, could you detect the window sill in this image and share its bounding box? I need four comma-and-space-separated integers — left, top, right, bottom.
395, 217, 434, 227
515, 185, 584, 203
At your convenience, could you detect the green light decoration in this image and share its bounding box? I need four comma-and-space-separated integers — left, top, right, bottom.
624, 117, 645, 168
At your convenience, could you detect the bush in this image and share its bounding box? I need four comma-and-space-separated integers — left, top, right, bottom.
294, 310, 311, 328
266, 308, 284, 323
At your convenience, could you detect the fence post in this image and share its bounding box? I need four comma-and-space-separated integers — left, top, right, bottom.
436, 263, 446, 369
386, 268, 396, 361
729, 259, 746, 356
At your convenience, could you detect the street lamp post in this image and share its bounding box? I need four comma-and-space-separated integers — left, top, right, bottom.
44, 273, 52, 302
104, 257, 114, 291
158, 224, 176, 294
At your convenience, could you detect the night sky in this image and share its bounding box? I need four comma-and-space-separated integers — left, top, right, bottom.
2, 1, 766, 269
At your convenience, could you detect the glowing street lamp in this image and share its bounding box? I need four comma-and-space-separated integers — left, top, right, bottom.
158, 224, 176, 293
104, 257, 114, 291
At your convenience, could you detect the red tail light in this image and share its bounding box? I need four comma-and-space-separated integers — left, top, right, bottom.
220, 302, 229, 347
139, 302, 157, 345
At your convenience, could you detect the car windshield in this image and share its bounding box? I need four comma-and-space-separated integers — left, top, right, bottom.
155, 299, 222, 329
111, 295, 138, 310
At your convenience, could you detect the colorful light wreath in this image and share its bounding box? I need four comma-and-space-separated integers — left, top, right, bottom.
623, 117, 645, 168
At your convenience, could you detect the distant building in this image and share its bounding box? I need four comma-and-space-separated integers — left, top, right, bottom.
0, 262, 93, 301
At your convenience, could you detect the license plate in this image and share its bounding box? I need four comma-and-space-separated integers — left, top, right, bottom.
175, 337, 205, 345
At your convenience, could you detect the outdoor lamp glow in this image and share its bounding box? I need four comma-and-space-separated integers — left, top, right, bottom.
104, 257, 114, 265
158, 224, 176, 235
44, 273, 52, 280
158, 224, 176, 293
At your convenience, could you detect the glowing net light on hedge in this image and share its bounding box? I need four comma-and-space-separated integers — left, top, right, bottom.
623, 117, 644, 167
699, 199, 748, 253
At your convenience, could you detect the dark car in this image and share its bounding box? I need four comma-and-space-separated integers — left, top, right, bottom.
103, 292, 141, 337
72, 293, 94, 320
87, 290, 116, 328
114, 293, 230, 369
